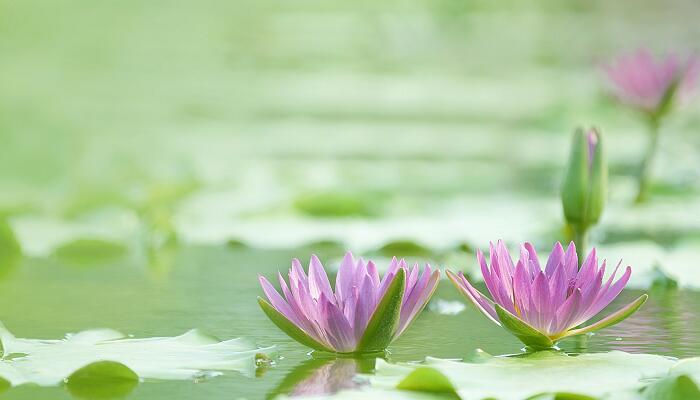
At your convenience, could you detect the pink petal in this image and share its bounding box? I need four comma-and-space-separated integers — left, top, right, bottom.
544, 242, 565, 277
308, 255, 334, 303
335, 252, 356, 303
447, 270, 498, 324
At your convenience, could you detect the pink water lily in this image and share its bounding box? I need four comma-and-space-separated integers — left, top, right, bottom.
603, 49, 699, 115
258, 252, 440, 353
448, 241, 647, 349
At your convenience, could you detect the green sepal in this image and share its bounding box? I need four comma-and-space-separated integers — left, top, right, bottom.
258, 297, 335, 353
495, 304, 554, 350
356, 268, 406, 353
562, 294, 648, 339
561, 129, 589, 226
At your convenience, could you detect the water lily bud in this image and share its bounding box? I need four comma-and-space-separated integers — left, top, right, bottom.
561, 128, 608, 227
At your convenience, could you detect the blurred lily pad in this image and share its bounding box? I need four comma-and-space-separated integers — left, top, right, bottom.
294, 191, 383, 218
0, 323, 273, 387
0, 218, 21, 256
53, 239, 128, 263
11, 212, 139, 258
375, 240, 435, 258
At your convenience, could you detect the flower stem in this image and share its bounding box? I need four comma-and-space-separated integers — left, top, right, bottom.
572, 224, 588, 267
634, 116, 660, 204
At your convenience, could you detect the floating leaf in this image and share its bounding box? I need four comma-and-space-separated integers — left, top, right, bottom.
396, 367, 457, 396
11, 213, 138, 258
66, 361, 139, 400
0, 323, 272, 387
668, 357, 700, 384
642, 375, 700, 400
369, 351, 675, 400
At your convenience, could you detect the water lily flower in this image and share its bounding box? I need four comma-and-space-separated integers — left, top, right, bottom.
447, 241, 647, 350
603, 49, 699, 117
258, 252, 440, 354
603, 49, 699, 203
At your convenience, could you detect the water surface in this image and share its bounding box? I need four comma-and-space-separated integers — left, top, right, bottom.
1, 246, 697, 399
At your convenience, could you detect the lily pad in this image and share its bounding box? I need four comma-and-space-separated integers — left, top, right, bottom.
396, 367, 457, 396
370, 351, 675, 400
0, 323, 272, 387
66, 361, 139, 399
668, 357, 700, 383
11, 212, 138, 258
641, 374, 700, 400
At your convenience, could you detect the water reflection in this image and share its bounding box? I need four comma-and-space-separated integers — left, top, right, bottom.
268, 356, 376, 398
560, 289, 700, 357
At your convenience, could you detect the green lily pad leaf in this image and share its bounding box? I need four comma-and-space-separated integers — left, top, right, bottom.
669, 357, 700, 384
369, 351, 675, 400
495, 304, 554, 350
563, 294, 648, 338
396, 366, 457, 396
258, 297, 335, 353
66, 361, 139, 400
356, 268, 406, 353
0, 323, 272, 387
642, 375, 700, 400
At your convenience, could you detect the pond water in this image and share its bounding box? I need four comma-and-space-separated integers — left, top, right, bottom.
2, 246, 697, 399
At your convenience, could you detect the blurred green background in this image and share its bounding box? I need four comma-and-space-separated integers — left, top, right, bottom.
1, 0, 700, 399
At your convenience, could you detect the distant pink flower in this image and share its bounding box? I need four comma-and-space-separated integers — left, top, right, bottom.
258, 252, 440, 353
603, 49, 699, 114
448, 241, 647, 349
